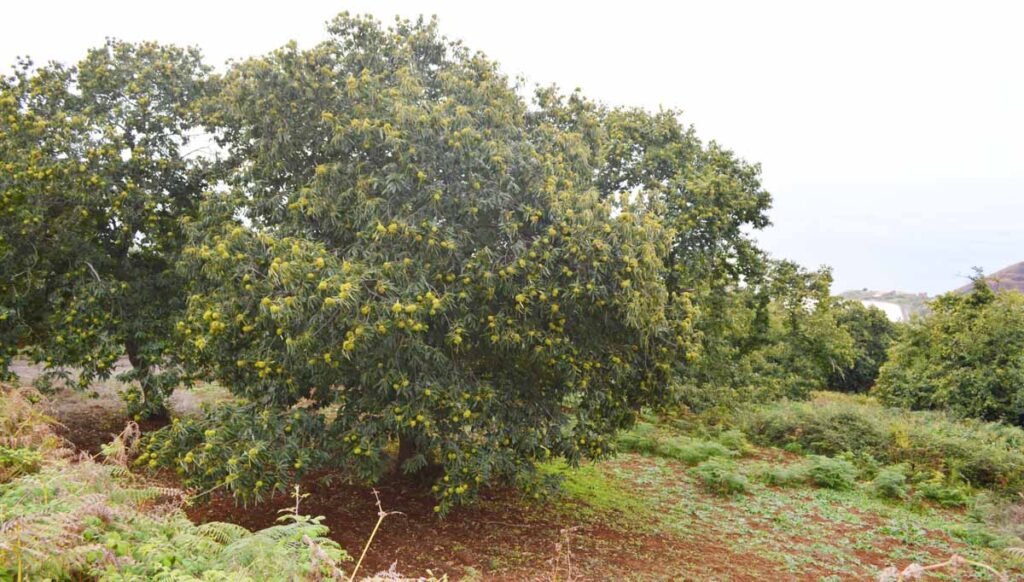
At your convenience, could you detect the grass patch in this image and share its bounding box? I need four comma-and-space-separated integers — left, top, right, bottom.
540, 460, 652, 524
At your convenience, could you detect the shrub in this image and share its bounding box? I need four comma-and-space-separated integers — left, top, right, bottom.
691, 458, 748, 496
762, 464, 809, 488
871, 466, 909, 500
916, 480, 973, 508
616, 422, 660, 455
743, 392, 1024, 494
0, 385, 67, 482
715, 429, 754, 455
805, 456, 858, 490
617, 423, 736, 465
0, 445, 43, 480
0, 391, 355, 580
744, 396, 888, 457
662, 440, 735, 466
0, 459, 352, 580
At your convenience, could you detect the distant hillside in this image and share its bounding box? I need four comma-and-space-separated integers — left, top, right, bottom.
839, 289, 930, 322
955, 261, 1024, 294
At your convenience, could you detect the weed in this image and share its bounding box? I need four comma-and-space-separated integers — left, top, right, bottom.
806, 456, 857, 490
871, 466, 909, 501
691, 458, 748, 496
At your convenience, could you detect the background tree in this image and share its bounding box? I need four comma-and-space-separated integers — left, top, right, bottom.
672, 260, 856, 412
875, 277, 1024, 426
148, 14, 687, 512
0, 40, 213, 417
827, 300, 898, 393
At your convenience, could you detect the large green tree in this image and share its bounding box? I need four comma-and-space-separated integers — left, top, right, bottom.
827, 299, 898, 393
876, 277, 1024, 425
147, 15, 687, 511
0, 40, 212, 417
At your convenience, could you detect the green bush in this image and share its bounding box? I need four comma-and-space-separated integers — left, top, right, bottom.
616, 422, 660, 455
871, 466, 909, 500
0, 445, 43, 480
916, 480, 973, 508
691, 458, 748, 496
715, 429, 754, 455
762, 464, 809, 488
663, 440, 735, 466
743, 392, 1024, 494
805, 456, 857, 490
617, 423, 736, 466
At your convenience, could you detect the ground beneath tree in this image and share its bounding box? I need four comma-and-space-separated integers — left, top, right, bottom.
21, 363, 1008, 581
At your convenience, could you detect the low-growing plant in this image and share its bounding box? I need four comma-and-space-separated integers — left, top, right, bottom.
916, 479, 973, 508
0, 445, 43, 481
691, 458, 748, 496
617, 423, 736, 466
743, 392, 1024, 494
616, 422, 660, 455
805, 455, 857, 490
762, 463, 809, 488
871, 466, 909, 501
714, 429, 754, 455
0, 456, 353, 580
661, 440, 735, 466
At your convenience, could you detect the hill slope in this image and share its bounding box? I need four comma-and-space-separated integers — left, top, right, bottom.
957, 261, 1024, 294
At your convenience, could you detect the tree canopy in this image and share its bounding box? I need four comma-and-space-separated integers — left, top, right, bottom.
876, 277, 1024, 426
0, 40, 213, 416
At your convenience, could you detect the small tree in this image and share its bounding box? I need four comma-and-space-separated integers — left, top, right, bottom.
151, 15, 686, 512
876, 276, 1024, 425
0, 41, 213, 417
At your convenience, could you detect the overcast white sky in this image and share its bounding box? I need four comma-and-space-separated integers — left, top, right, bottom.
3, 1, 1021, 294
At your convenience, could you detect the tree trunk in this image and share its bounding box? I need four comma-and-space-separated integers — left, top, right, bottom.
397, 434, 418, 470
125, 339, 167, 420
125, 339, 145, 371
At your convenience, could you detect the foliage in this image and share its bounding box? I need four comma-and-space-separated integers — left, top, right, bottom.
0, 40, 214, 417
762, 464, 809, 488
674, 260, 856, 412
916, 478, 973, 508
871, 466, 909, 501
0, 385, 67, 482
804, 455, 857, 490
616, 420, 745, 465
759, 455, 859, 491
827, 299, 898, 393
875, 277, 1024, 426
0, 460, 351, 580
690, 458, 748, 496
743, 392, 1024, 493
138, 402, 335, 505
161, 13, 689, 512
